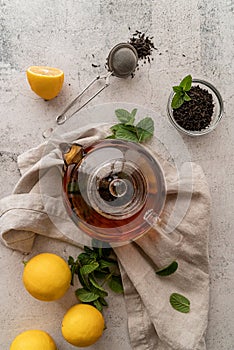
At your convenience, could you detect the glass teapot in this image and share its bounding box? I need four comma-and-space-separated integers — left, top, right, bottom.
60, 139, 166, 244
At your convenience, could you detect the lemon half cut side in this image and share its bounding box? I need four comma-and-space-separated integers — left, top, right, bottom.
26, 66, 64, 100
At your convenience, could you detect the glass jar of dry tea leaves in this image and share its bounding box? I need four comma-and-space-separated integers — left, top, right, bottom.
167, 79, 224, 136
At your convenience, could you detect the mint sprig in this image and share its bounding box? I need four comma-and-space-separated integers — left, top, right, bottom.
68, 240, 123, 312
171, 75, 192, 109
107, 108, 154, 143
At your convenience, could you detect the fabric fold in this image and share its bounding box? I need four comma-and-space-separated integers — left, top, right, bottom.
115, 163, 210, 350
0, 125, 211, 350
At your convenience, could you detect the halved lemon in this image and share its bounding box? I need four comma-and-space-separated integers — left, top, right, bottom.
26, 66, 64, 100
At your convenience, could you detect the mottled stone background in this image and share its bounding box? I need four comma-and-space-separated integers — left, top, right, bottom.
0, 1, 233, 349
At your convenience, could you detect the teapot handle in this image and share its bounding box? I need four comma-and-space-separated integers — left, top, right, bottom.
143, 209, 183, 245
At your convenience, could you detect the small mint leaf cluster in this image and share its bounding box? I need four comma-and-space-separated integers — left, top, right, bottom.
171, 75, 192, 109
68, 240, 123, 312
107, 108, 154, 143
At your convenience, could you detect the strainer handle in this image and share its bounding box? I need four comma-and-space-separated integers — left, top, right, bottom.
56, 71, 113, 125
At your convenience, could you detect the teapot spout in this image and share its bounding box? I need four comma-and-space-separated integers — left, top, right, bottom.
59, 143, 84, 167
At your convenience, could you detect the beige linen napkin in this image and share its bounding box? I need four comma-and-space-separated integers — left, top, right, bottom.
0, 125, 211, 350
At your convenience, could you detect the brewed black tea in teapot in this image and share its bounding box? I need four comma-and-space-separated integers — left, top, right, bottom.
61, 139, 166, 243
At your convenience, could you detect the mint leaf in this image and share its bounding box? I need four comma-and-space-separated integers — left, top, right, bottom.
184, 92, 191, 101
136, 117, 154, 134
110, 124, 123, 133
77, 269, 89, 288
84, 246, 94, 254
68, 256, 77, 285
89, 275, 106, 292
90, 285, 108, 298
115, 109, 133, 124
170, 293, 190, 313
127, 108, 137, 124
171, 93, 185, 109
115, 127, 139, 142
173, 86, 183, 93
136, 117, 154, 142
108, 275, 124, 293
68, 256, 74, 265
93, 299, 103, 311
105, 134, 116, 139
99, 297, 108, 306
78, 253, 91, 265
156, 261, 178, 276
93, 270, 107, 279
99, 259, 117, 269
75, 288, 99, 302
179, 75, 192, 91
80, 262, 99, 275
171, 75, 193, 109
136, 129, 153, 143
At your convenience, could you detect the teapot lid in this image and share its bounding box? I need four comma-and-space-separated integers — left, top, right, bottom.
62, 139, 166, 243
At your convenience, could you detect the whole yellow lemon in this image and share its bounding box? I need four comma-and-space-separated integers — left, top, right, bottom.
23, 253, 71, 301
61, 304, 105, 347
10, 329, 57, 350
26, 66, 64, 100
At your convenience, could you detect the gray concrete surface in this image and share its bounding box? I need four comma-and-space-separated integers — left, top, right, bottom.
0, 0, 233, 349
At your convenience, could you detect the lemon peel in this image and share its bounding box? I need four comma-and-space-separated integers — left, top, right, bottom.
23, 253, 71, 301
26, 66, 64, 100
10, 329, 57, 350
62, 304, 105, 347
